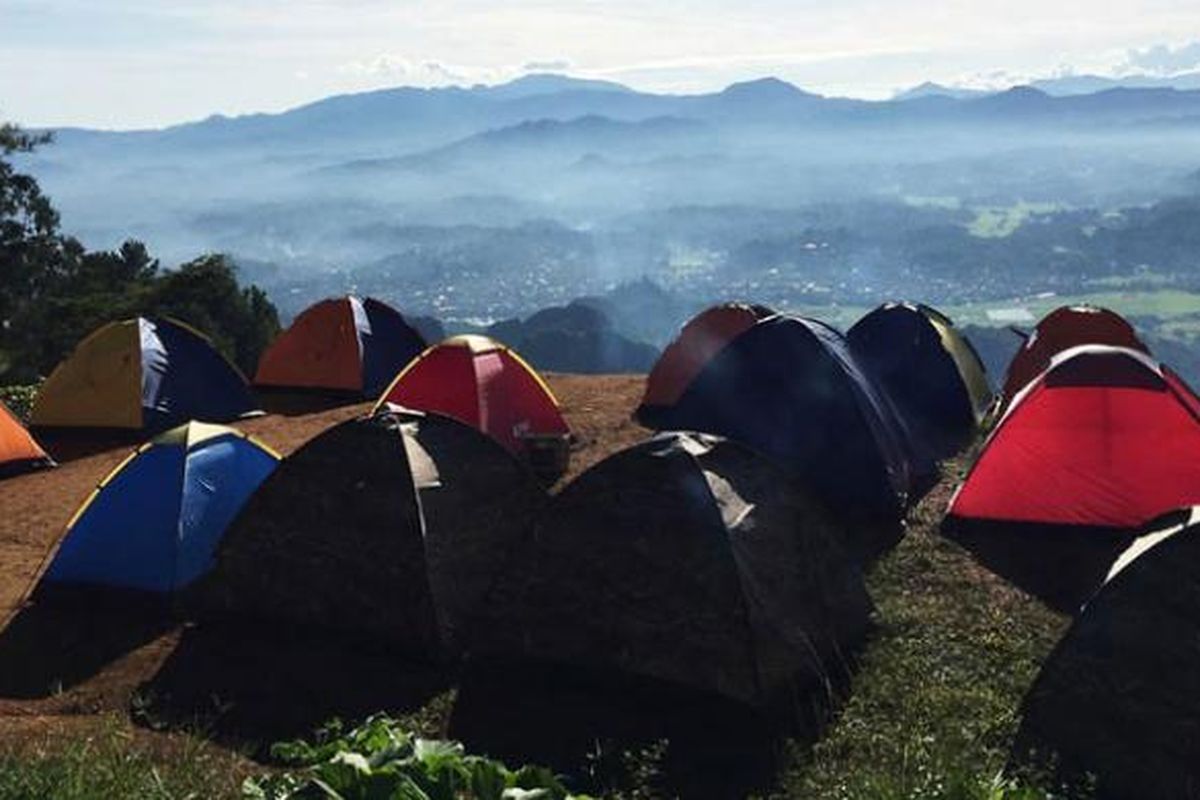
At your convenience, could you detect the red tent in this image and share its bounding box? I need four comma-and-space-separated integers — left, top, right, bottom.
955, 345, 1200, 529
1000, 305, 1148, 411
635, 303, 774, 424
946, 345, 1200, 608
374, 335, 569, 469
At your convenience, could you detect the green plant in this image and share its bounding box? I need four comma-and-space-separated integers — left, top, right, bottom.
243, 715, 592, 800
0, 718, 242, 799
0, 383, 39, 420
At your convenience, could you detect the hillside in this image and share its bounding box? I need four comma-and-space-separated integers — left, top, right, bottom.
0, 374, 1068, 798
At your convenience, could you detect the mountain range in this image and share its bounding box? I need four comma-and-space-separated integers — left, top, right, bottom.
14, 72, 1200, 327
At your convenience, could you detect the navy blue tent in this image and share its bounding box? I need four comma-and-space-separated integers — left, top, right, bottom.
640, 314, 930, 532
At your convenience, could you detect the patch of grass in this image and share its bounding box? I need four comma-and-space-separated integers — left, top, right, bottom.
941, 289, 1200, 327
967, 203, 1062, 239
774, 477, 1071, 799
0, 718, 246, 800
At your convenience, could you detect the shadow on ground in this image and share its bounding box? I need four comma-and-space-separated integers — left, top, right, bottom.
941, 519, 1132, 613
32, 429, 143, 464
450, 659, 841, 800
135, 621, 452, 751
0, 594, 173, 699
256, 390, 364, 418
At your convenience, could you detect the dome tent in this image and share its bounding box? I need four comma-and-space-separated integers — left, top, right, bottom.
636, 302, 775, 425
466, 432, 872, 712
945, 345, 1200, 610
1011, 507, 1200, 799
31, 317, 260, 434
848, 302, 991, 460
254, 296, 427, 398
0, 400, 53, 478
634, 313, 930, 547
200, 409, 543, 657
373, 335, 570, 479
39, 422, 278, 595
1000, 305, 1148, 412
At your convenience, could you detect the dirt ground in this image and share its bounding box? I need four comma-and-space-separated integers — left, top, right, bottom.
0, 374, 649, 750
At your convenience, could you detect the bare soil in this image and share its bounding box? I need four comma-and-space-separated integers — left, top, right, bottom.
0, 375, 648, 750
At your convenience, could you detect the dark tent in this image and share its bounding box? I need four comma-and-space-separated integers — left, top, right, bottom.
466, 432, 872, 712
636, 314, 930, 538
944, 345, 1200, 610
1011, 507, 1200, 799
848, 302, 992, 459
198, 409, 543, 657
637, 302, 776, 421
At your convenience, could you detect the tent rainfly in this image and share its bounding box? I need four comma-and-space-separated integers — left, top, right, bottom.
40, 422, 278, 595
848, 302, 991, 460
0, 400, 53, 478
467, 432, 872, 712
945, 345, 1200, 610
255, 296, 427, 398
200, 409, 544, 657
1011, 506, 1200, 800
635, 313, 931, 546
31, 317, 260, 434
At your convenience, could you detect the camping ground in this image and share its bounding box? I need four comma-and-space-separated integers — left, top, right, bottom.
0, 374, 1067, 799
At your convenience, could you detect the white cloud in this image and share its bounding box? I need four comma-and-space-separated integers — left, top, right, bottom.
522, 59, 573, 73
1123, 40, 1200, 75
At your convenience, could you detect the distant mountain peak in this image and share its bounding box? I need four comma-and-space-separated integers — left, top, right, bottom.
893, 81, 988, 101
471, 73, 633, 100
720, 77, 817, 99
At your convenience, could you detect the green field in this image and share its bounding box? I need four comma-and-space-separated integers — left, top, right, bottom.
780, 290, 1200, 336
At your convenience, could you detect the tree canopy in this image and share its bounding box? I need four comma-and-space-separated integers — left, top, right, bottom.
0, 123, 279, 381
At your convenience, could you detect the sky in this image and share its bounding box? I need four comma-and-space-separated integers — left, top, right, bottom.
2, 0, 1200, 129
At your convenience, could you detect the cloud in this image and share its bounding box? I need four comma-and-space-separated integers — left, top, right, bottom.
1123, 41, 1200, 75
522, 59, 573, 73
337, 55, 505, 85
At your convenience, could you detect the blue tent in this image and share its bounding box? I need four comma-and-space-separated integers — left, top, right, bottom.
31, 316, 261, 434
44, 422, 279, 593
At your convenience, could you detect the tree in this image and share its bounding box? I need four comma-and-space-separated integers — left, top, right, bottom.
148, 253, 280, 375
0, 121, 281, 382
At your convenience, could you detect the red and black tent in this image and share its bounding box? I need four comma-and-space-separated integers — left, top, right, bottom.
945, 344, 1200, 609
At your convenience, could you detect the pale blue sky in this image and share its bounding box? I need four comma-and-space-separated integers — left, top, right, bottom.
3, 0, 1199, 129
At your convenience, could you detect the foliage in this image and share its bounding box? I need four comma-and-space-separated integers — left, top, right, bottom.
243, 715, 591, 800
0, 122, 279, 381
0, 720, 243, 799
0, 383, 38, 420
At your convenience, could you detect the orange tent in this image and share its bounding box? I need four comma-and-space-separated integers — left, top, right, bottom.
375, 335, 569, 461
635, 302, 774, 424
0, 400, 52, 478
255, 296, 427, 397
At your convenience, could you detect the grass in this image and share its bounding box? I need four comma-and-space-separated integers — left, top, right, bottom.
775, 470, 1070, 799
0, 717, 246, 799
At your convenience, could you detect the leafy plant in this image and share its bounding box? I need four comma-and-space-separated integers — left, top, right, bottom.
0, 383, 38, 420
243, 715, 592, 800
